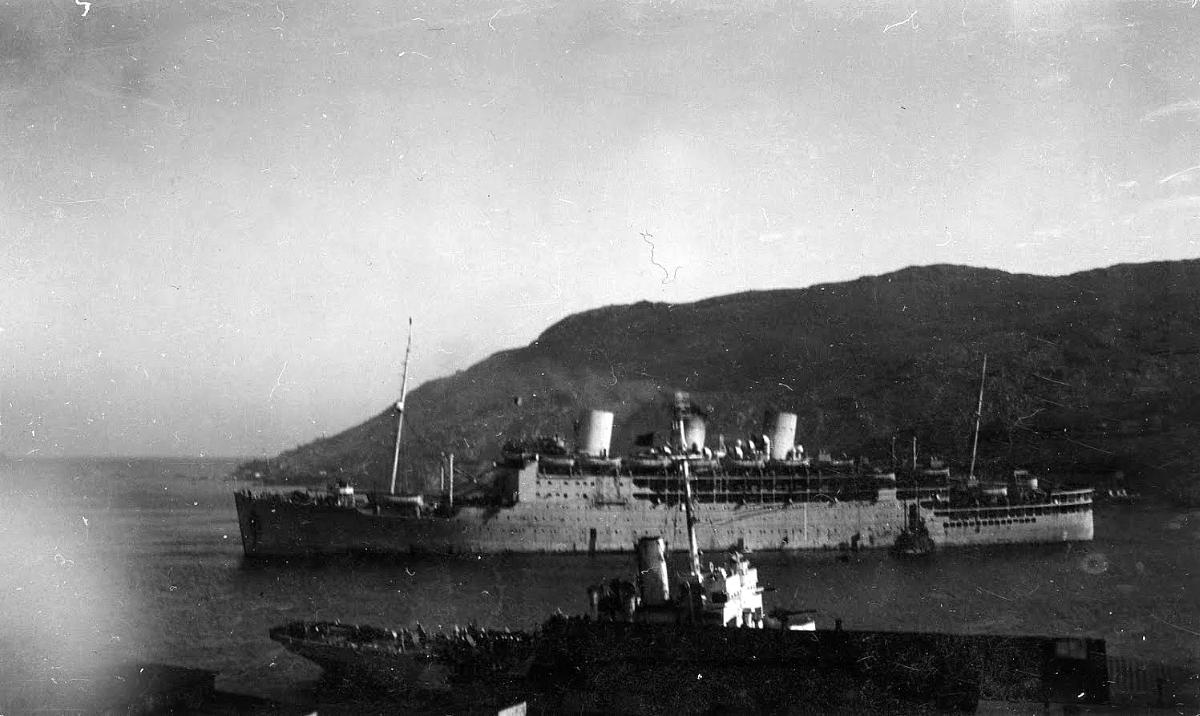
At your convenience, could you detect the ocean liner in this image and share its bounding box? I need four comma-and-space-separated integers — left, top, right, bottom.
234, 401, 1094, 558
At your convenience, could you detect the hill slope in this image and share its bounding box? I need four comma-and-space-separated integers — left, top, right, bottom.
245, 261, 1200, 500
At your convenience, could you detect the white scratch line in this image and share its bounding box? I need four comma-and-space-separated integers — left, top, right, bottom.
883, 10, 917, 33
398, 51, 431, 59
1158, 165, 1200, 184
75, 0, 91, 17
489, 9, 501, 30
269, 361, 288, 399
1141, 100, 1200, 123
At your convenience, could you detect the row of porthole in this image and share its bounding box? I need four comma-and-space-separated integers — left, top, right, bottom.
535, 480, 597, 487
936, 508, 1070, 520
524, 515, 628, 523
960, 503, 1094, 513
945, 517, 1037, 528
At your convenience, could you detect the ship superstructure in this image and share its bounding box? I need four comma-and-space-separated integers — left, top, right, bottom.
235, 404, 1093, 558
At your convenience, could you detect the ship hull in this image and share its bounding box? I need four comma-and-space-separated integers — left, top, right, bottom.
934, 508, 1093, 546
270, 629, 450, 689
273, 617, 1112, 712
929, 491, 1095, 547
235, 490, 1093, 557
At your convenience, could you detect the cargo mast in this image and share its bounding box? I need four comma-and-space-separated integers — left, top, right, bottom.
389, 318, 414, 495
967, 354, 987, 484
675, 400, 702, 578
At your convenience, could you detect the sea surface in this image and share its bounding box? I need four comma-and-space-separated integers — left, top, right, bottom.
0, 457, 1197, 712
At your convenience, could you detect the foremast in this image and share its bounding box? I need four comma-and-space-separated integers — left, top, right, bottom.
389, 317, 414, 495
673, 392, 702, 578
967, 353, 987, 485
678, 418, 702, 578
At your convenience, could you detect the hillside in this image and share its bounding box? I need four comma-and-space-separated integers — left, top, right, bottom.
241, 261, 1200, 502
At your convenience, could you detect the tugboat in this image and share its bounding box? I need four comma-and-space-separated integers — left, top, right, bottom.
892, 503, 936, 558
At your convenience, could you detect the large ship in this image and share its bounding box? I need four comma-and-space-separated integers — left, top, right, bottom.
235, 402, 1094, 558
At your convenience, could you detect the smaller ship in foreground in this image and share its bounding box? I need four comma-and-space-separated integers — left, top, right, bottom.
891, 504, 936, 557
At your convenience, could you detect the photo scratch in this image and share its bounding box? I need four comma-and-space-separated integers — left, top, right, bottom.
883, 10, 917, 33
269, 361, 288, 399
640, 231, 681, 284
1158, 165, 1200, 184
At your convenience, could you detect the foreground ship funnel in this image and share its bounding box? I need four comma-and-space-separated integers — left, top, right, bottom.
635, 536, 670, 605
764, 410, 798, 460
578, 410, 614, 457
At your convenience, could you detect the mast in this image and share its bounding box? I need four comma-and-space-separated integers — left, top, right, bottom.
678, 417, 701, 578
388, 318, 414, 495
968, 354, 987, 483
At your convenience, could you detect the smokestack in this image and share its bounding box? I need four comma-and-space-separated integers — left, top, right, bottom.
683, 415, 706, 452
763, 411, 798, 460
635, 536, 670, 605
578, 410, 614, 457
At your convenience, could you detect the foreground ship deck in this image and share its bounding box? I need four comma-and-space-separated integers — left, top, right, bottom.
268, 537, 1124, 713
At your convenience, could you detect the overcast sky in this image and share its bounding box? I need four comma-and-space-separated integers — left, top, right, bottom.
2, 0, 1198, 457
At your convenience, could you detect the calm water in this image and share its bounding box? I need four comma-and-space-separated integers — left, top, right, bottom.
0, 457, 1197, 710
